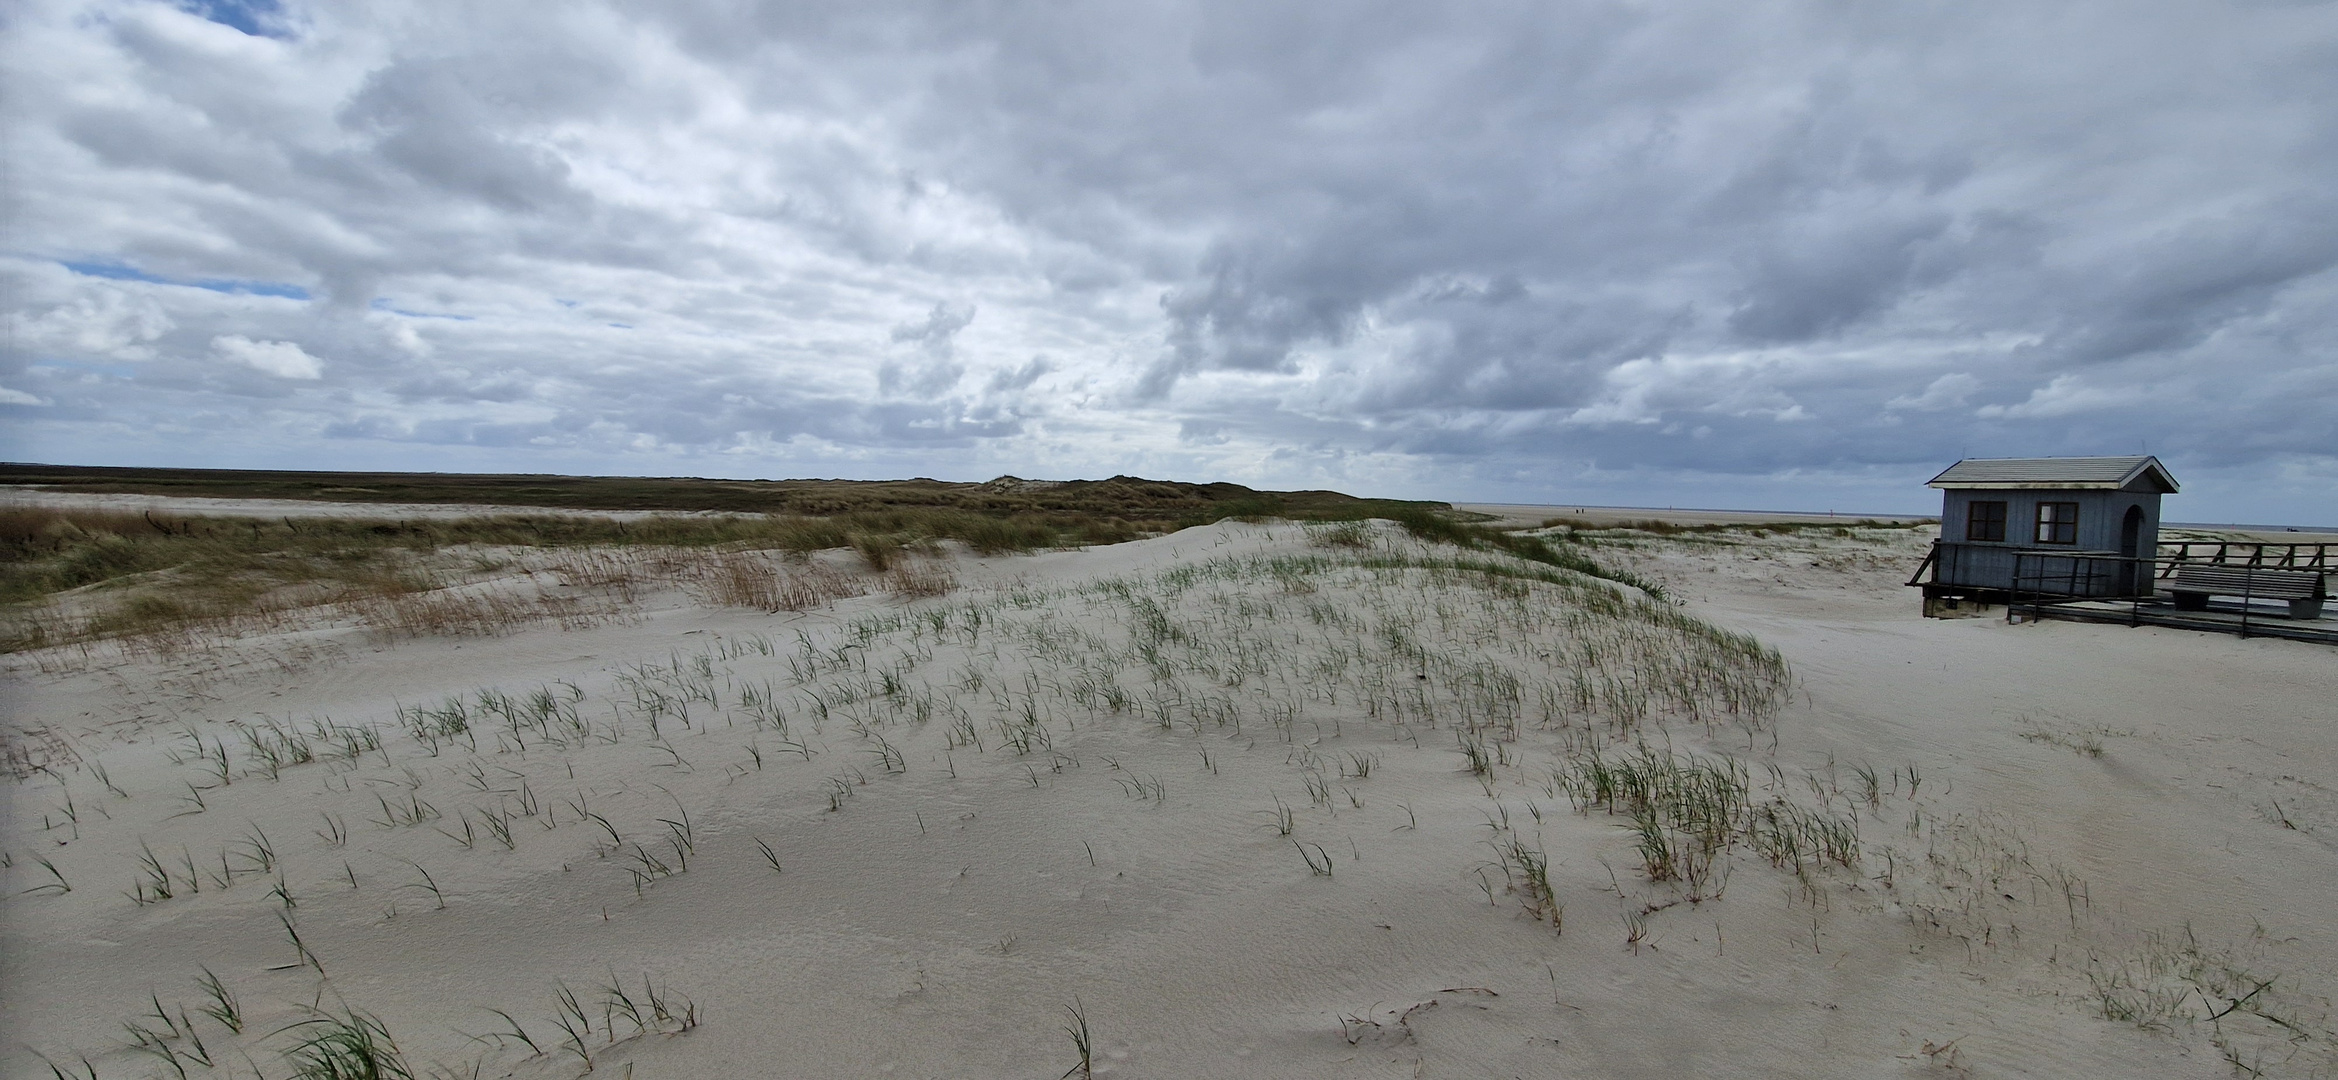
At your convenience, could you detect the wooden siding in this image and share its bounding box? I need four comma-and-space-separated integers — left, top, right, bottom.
1938, 488, 2160, 555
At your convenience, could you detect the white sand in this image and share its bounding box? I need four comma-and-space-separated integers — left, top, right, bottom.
5, 518, 2334, 1078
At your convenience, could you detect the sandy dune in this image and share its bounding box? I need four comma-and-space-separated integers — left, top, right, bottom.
5, 517, 2333, 1078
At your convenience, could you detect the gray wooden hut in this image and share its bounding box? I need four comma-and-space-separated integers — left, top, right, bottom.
1915, 455, 2179, 612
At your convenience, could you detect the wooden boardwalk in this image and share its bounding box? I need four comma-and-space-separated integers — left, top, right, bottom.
2018, 597, 2338, 645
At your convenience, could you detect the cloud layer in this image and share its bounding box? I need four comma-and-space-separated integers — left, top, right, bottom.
5, 0, 2335, 519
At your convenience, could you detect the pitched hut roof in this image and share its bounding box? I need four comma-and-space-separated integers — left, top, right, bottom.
1927, 456, 2179, 493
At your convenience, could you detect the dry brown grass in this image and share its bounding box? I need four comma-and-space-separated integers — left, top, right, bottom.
685, 550, 865, 612
540, 549, 649, 602
0, 505, 1013, 651
691, 550, 785, 610
346, 586, 631, 638
884, 559, 959, 599
2, 543, 651, 655
0, 537, 916, 659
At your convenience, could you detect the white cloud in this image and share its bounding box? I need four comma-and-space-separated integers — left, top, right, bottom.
7, 286, 174, 361
377, 317, 434, 357
212, 334, 324, 379
1975, 374, 2148, 420
0, 386, 51, 406
0, 0, 2329, 518
1563, 353, 1813, 427
1886, 372, 1980, 411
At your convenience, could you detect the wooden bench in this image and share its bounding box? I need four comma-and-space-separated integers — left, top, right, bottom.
2168, 565, 2327, 619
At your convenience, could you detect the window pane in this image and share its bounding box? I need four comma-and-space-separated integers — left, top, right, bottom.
2034, 502, 2077, 544
1967, 501, 2006, 542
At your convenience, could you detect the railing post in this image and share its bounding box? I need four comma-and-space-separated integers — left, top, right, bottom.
2025, 553, 2035, 622
2009, 553, 2024, 623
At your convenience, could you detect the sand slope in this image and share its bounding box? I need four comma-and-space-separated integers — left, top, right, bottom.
5, 520, 2334, 1078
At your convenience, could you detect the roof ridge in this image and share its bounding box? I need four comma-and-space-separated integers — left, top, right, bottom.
1926, 455, 2178, 492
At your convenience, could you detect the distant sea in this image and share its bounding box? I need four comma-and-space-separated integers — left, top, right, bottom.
2165, 520, 2338, 534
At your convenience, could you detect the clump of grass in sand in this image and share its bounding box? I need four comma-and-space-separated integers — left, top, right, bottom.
193, 968, 242, 1033
2017, 717, 2123, 758
884, 559, 958, 599
688, 550, 864, 612
1483, 838, 1561, 929
1257, 796, 1297, 837
1061, 999, 1096, 1080
851, 532, 901, 572
1305, 520, 1375, 549
23, 855, 70, 896
129, 840, 189, 905
29, 1050, 101, 1080
2084, 926, 2338, 1075
349, 585, 630, 640
1555, 745, 1854, 902
1384, 507, 1674, 600
279, 1008, 414, 1080
1294, 840, 1335, 877
536, 975, 700, 1066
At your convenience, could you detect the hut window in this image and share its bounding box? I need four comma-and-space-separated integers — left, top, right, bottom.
2035, 502, 2079, 545
1966, 501, 2008, 542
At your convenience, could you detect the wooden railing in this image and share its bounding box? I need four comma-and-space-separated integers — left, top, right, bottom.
2158, 542, 2332, 576
2007, 544, 2331, 599
2008, 549, 2333, 637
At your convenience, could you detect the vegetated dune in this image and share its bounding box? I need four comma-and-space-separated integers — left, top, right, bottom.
0, 463, 1433, 523
3, 516, 2333, 1078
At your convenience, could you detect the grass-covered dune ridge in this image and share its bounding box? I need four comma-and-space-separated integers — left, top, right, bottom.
0, 463, 1436, 520
0, 467, 1438, 654
0, 499, 1691, 656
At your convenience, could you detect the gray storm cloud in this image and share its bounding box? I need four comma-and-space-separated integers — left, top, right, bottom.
3, 0, 2333, 519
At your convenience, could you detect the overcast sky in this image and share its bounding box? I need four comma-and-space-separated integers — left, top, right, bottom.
5, 0, 2335, 520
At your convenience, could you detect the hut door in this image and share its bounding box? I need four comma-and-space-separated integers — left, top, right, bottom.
2118, 506, 2145, 595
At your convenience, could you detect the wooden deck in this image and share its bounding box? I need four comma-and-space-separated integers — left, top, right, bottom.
1914, 538, 2336, 644
2015, 596, 2338, 645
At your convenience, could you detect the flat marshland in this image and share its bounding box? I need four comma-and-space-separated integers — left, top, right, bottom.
3, 492, 2335, 1077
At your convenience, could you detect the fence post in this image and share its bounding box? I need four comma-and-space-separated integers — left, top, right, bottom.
2008, 553, 2022, 624
2240, 568, 2254, 639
